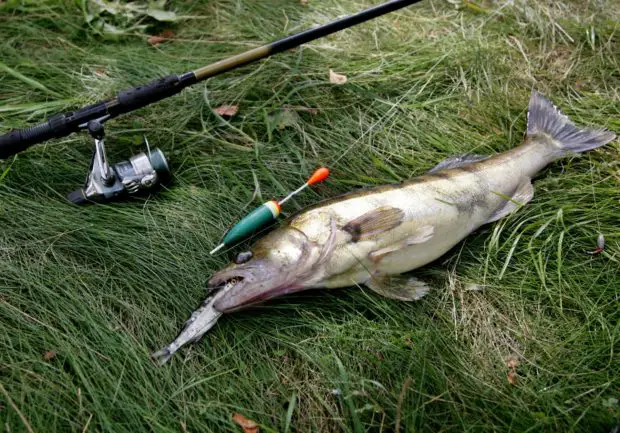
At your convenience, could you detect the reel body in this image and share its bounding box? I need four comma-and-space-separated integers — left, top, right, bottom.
67, 120, 170, 204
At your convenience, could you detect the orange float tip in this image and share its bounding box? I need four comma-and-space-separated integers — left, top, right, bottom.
307, 167, 330, 185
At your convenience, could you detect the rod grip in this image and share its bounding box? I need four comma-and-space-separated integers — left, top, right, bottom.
0, 114, 70, 159
116, 75, 188, 111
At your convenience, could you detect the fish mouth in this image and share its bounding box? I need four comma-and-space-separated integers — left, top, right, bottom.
208, 268, 301, 313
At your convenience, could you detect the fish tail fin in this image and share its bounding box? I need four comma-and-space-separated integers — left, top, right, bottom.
527, 90, 615, 158
151, 346, 175, 365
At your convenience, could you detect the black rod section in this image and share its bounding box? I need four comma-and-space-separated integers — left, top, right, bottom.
271, 0, 419, 53
0, 0, 422, 159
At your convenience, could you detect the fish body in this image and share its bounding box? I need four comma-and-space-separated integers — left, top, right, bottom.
153, 91, 615, 364
293, 137, 548, 288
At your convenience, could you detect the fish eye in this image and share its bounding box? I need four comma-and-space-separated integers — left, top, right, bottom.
234, 251, 253, 264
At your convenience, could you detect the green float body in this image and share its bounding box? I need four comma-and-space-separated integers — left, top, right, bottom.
222, 200, 281, 247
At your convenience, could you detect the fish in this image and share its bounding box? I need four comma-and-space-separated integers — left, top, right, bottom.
152, 91, 616, 364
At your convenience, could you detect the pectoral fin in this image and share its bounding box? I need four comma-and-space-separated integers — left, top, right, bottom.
368, 225, 434, 263
343, 206, 404, 242
487, 180, 534, 223
365, 274, 431, 301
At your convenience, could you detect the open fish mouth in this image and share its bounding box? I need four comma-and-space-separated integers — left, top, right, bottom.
207, 267, 257, 290
207, 267, 301, 312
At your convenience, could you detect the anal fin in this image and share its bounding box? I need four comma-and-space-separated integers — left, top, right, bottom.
366, 275, 431, 301
488, 179, 534, 223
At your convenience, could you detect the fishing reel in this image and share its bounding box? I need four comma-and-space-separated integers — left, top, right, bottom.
67, 119, 170, 204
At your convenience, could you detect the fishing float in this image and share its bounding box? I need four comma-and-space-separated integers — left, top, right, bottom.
209, 167, 330, 255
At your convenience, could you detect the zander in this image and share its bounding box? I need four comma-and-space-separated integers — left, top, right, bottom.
153, 91, 616, 364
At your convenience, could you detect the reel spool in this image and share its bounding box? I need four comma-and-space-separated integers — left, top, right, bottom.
67, 119, 170, 205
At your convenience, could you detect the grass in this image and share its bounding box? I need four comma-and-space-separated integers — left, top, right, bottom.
0, 0, 618, 431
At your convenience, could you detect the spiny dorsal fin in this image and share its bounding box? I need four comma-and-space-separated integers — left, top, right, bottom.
428, 153, 488, 173
343, 206, 404, 242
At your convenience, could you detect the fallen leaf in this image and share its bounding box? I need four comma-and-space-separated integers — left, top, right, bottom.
147, 35, 167, 46
300, 0, 309, 4
507, 371, 517, 385
232, 413, 259, 433
159, 29, 175, 39
213, 105, 239, 118
43, 350, 57, 361
147, 29, 175, 46
506, 357, 519, 370
328, 69, 347, 85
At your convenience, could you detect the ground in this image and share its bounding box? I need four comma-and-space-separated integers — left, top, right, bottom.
0, 0, 618, 432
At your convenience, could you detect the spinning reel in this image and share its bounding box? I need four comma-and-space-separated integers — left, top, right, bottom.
67, 119, 170, 204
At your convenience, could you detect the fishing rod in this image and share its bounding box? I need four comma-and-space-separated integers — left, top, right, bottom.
0, 0, 422, 204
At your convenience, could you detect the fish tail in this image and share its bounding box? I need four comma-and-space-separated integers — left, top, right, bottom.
527, 91, 616, 158
151, 346, 175, 365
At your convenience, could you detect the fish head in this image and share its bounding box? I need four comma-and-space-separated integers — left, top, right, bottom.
208, 226, 316, 313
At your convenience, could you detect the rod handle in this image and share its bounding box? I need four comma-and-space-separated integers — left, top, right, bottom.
116, 73, 195, 112
0, 114, 72, 159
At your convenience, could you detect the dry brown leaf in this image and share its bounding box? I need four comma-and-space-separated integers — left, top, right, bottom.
507, 371, 517, 385
505, 356, 519, 370
232, 413, 259, 433
213, 105, 239, 118
147, 35, 167, 46
329, 69, 347, 85
43, 350, 57, 361
147, 30, 175, 46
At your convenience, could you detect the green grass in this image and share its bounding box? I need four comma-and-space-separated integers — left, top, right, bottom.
1, 0, 618, 432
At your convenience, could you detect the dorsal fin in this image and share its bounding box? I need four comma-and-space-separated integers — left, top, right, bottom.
428, 153, 488, 173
